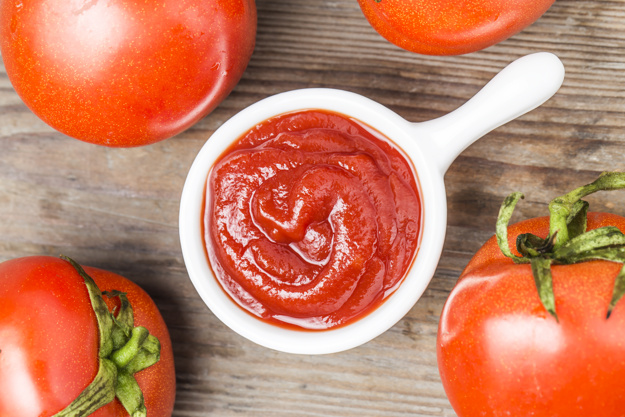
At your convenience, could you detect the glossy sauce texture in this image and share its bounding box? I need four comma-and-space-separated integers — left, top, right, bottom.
205, 110, 422, 330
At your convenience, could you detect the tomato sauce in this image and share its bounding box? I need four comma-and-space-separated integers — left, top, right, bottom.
204, 110, 422, 330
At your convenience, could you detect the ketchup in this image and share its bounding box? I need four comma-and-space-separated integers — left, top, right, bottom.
205, 110, 422, 330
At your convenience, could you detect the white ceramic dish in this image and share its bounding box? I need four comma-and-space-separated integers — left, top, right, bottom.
179, 52, 565, 354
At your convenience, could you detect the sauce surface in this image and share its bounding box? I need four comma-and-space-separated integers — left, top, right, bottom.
205, 110, 422, 330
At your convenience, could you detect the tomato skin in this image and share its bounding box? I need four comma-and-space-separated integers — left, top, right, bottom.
357, 0, 555, 55
437, 213, 625, 416
0, 0, 257, 147
0, 256, 175, 417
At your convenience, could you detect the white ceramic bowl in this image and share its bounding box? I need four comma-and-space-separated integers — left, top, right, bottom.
179, 52, 565, 354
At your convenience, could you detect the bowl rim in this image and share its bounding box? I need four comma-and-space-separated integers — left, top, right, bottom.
179, 88, 448, 354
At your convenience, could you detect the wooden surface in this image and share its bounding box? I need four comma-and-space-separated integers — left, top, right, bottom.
1, 1, 625, 415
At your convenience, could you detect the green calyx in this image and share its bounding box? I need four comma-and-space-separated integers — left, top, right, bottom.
53, 256, 161, 417
496, 172, 625, 320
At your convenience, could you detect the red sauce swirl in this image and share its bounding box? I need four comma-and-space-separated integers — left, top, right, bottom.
205, 110, 421, 330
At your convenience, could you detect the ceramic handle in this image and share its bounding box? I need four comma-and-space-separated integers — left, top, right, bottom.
414, 52, 565, 175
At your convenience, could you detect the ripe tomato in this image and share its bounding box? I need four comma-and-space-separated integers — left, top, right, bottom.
438, 172, 625, 416
357, 0, 555, 55
0, 256, 176, 416
0, 0, 257, 147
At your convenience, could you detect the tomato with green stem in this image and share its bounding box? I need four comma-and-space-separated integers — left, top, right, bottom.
0, 256, 175, 417
438, 172, 625, 416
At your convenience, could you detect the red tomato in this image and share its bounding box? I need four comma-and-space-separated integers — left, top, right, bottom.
0, 0, 257, 147
438, 213, 625, 416
357, 0, 555, 55
0, 256, 176, 416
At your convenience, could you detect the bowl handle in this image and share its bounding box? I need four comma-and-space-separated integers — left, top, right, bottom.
413, 52, 565, 175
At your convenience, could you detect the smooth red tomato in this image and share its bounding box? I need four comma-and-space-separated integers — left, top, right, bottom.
438, 213, 625, 416
0, 0, 256, 147
357, 0, 555, 55
0, 256, 176, 416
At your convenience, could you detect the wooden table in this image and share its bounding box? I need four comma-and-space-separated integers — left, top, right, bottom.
1, 1, 624, 415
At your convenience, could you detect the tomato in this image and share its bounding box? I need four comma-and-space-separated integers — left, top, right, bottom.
0, 0, 257, 147
0, 256, 176, 416
437, 173, 625, 416
357, 0, 555, 55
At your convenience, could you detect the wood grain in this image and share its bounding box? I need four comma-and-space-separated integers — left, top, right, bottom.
1, 0, 625, 416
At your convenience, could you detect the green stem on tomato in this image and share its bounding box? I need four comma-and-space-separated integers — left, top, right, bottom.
54, 359, 117, 417
116, 370, 148, 417
530, 257, 557, 320
111, 326, 150, 368
495, 172, 625, 320
609, 264, 625, 318
67, 257, 116, 358
124, 334, 161, 375
103, 289, 134, 348
495, 191, 527, 263
549, 172, 625, 249
52, 256, 161, 417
